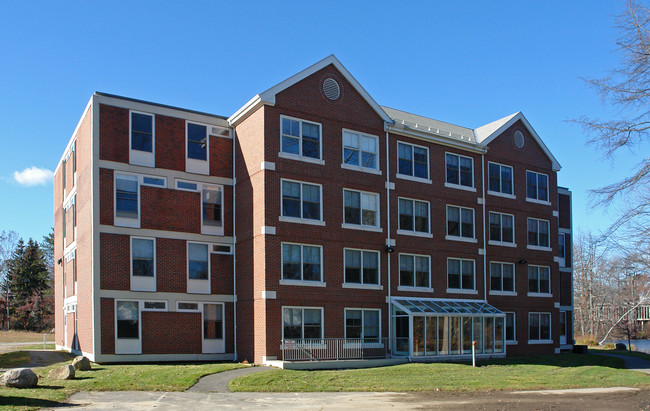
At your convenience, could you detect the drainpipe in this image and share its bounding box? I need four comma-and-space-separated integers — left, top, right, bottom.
481, 152, 487, 302
385, 123, 392, 355
232, 126, 238, 362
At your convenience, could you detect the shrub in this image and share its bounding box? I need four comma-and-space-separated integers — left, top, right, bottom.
575, 335, 599, 347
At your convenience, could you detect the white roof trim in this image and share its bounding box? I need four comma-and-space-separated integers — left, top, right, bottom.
475, 112, 561, 171
228, 55, 392, 126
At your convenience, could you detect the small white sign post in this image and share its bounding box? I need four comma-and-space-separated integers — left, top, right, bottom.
472, 340, 476, 367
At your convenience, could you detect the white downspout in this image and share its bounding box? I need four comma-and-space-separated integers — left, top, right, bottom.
385, 124, 392, 355
481, 152, 487, 302
232, 127, 238, 362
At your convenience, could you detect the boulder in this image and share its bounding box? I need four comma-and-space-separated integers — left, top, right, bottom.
48, 364, 75, 380
615, 342, 628, 351
72, 356, 91, 371
2, 368, 38, 388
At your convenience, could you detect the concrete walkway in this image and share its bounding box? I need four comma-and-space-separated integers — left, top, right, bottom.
594, 351, 650, 374
188, 366, 273, 392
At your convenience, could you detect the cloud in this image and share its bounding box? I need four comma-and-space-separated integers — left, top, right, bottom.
13, 167, 54, 186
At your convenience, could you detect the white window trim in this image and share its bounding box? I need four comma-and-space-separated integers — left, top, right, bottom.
527, 245, 553, 252
444, 182, 477, 192
279, 115, 324, 163
201, 183, 225, 236
398, 253, 432, 290
341, 223, 382, 233
487, 190, 516, 200
142, 300, 168, 311
527, 265, 552, 296
397, 197, 431, 235
176, 301, 200, 312
281, 242, 324, 284
280, 178, 324, 224
444, 235, 477, 243
505, 312, 517, 344
490, 290, 517, 296
487, 161, 514, 197
130, 236, 156, 292
341, 128, 380, 173
344, 308, 382, 342
141, 175, 167, 188
281, 306, 324, 340
342, 283, 384, 290
489, 261, 516, 294
114, 299, 142, 355
445, 151, 475, 190
185, 120, 210, 175
278, 216, 326, 226
488, 211, 515, 246
343, 248, 381, 287
342, 188, 381, 230
526, 170, 550, 203
114, 172, 140, 228
187, 241, 211, 294
129, 110, 155, 168
279, 279, 327, 287
341, 162, 382, 175
527, 218, 551, 249
526, 198, 552, 206
446, 288, 479, 295
396, 141, 431, 182
395, 173, 432, 185
447, 257, 477, 292
446, 204, 476, 241
176, 179, 199, 192
488, 240, 517, 248
528, 312, 552, 343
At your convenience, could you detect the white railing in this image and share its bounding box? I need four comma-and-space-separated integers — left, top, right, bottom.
281, 338, 389, 361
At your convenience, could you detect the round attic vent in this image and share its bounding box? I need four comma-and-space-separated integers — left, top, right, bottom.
513, 130, 525, 148
323, 78, 340, 100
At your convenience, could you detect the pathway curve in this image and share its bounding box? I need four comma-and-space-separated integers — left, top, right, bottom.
188, 366, 273, 392
594, 351, 650, 375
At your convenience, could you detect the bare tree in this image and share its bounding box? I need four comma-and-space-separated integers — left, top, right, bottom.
0, 230, 20, 330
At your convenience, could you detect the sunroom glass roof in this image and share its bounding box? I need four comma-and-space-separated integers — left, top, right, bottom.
392, 298, 504, 316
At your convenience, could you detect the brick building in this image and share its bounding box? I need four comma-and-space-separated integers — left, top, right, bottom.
54, 55, 573, 364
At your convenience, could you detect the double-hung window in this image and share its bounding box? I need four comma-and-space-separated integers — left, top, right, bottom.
281, 116, 322, 161
528, 265, 551, 295
445, 153, 473, 188
131, 237, 155, 292
398, 198, 430, 235
529, 312, 551, 342
447, 258, 475, 291
343, 189, 379, 229
490, 262, 515, 294
342, 130, 378, 171
281, 180, 322, 223
446, 205, 475, 240
558, 233, 566, 259
187, 123, 208, 161
130, 112, 154, 167
115, 174, 139, 227
282, 243, 322, 283
187, 242, 210, 294
283, 307, 323, 339
344, 249, 379, 285
526, 171, 549, 202
399, 254, 430, 289
505, 312, 516, 342
488, 162, 514, 196
397, 142, 429, 181
489, 212, 514, 245
345, 309, 380, 342
527, 218, 550, 249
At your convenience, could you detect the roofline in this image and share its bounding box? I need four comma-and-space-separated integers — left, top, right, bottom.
95, 92, 228, 120
386, 122, 486, 154
55, 95, 94, 175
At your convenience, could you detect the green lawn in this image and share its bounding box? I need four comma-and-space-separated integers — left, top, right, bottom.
0, 351, 31, 369
229, 353, 650, 392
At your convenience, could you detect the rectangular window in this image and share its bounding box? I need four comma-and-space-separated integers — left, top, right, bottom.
488, 162, 513, 195
203, 303, 223, 340
281, 116, 321, 160
342, 130, 378, 170
188, 243, 209, 280
142, 176, 165, 187
143, 301, 166, 310
131, 238, 154, 277
399, 254, 430, 288
283, 307, 322, 339
202, 186, 223, 227
446, 205, 475, 239
528, 265, 551, 295
489, 212, 514, 244
345, 309, 380, 341
529, 312, 551, 341
344, 249, 379, 285
131, 112, 153, 153
398, 198, 430, 234
177, 302, 199, 311
115, 175, 138, 219
558, 233, 566, 259
445, 153, 473, 188
343, 189, 378, 228
397, 142, 428, 180
527, 218, 550, 248
176, 181, 198, 191
281, 180, 321, 221
447, 258, 475, 290
526, 171, 549, 202
505, 312, 516, 342
116, 301, 139, 339
282, 243, 322, 282
187, 123, 208, 161
490, 262, 515, 293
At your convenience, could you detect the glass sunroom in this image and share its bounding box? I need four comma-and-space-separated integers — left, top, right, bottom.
391, 297, 506, 359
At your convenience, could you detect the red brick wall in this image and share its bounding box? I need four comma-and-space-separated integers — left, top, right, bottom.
155, 114, 185, 171
99, 104, 129, 163
99, 168, 114, 226
141, 312, 202, 354
101, 298, 115, 355
100, 233, 130, 291
211, 254, 233, 294
210, 136, 233, 179
156, 238, 187, 293
141, 187, 201, 233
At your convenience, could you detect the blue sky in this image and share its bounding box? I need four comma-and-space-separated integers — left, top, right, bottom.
0, 1, 635, 242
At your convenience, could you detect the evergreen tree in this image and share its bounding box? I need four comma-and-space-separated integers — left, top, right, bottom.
40, 228, 54, 279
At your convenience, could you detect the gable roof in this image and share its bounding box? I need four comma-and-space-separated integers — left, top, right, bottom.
228, 55, 392, 125
382, 106, 476, 144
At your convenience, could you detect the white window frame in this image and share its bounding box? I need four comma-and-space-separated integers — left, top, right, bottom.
396, 141, 431, 184
487, 161, 515, 199
444, 152, 475, 191
130, 236, 156, 292
282, 306, 324, 340
447, 257, 478, 294
527, 218, 551, 251
341, 129, 380, 174
397, 253, 432, 292
142, 300, 167, 311
187, 242, 211, 294
488, 211, 516, 247
505, 312, 517, 344
129, 110, 155, 167
397, 197, 432, 238
528, 265, 552, 297
280, 242, 325, 286
186, 120, 210, 175
489, 261, 516, 296
279, 179, 325, 226
342, 248, 382, 289
174, 301, 226, 353
342, 188, 381, 232
141, 175, 166, 188
344, 308, 382, 344
176, 301, 200, 312
279, 115, 324, 165
528, 312, 552, 344
174, 180, 225, 235
526, 170, 550, 204
176, 179, 199, 192
445, 205, 476, 243
114, 172, 140, 228
115, 299, 142, 354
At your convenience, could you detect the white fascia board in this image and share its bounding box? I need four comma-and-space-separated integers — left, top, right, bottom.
388, 123, 485, 154
227, 94, 264, 126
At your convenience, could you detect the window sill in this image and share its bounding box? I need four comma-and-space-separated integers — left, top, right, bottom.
279, 216, 326, 226
489, 291, 517, 296
398, 286, 433, 293
396, 229, 433, 238
488, 241, 516, 248
278, 152, 324, 165
342, 283, 383, 290
341, 223, 382, 233
396, 174, 432, 185
506, 340, 518, 345
527, 292, 553, 298
444, 182, 476, 192
445, 235, 477, 243
487, 190, 516, 200
340, 163, 382, 175
279, 279, 327, 287
446, 288, 479, 295
526, 198, 551, 206
528, 339, 553, 345
527, 245, 552, 252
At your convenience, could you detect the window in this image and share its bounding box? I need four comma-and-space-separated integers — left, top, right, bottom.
345, 309, 380, 341
202, 186, 222, 227
526, 171, 549, 202
558, 233, 566, 259
281, 180, 321, 221
344, 249, 379, 285
142, 176, 165, 187
177, 302, 199, 311
143, 301, 166, 310
343, 190, 378, 228
398, 198, 429, 234
282, 243, 322, 282
529, 312, 551, 341
505, 312, 516, 342
115, 175, 138, 219
281, 116, 321, 160
488, 162, 513, 195
490, 262, 515, 293
131, 238, 154, 277
447, 258, 475, 291
177, 181, 198, 191
203, 304, 223, 340
342, 130, 378, 171
131, 112, 153, 153
528, 265, 551, 295
397, 142, 428, 180
283, 307, 322, 339
446, 205, 475, 240
445, 153, 473, 188
188, 243, 209, 280
116, 301, 139, 339
489, 212, 514, 244
527, 218, 550, 248
399, 254, 430, 288
187, 123, 208, 161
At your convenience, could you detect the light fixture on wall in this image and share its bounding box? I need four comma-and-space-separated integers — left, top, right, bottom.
385, 246, 395, 253
518, 259, 528, 265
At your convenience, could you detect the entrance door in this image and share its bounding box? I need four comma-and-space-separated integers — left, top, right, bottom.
559, 311, 567, 345
202, 303, 224, 353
